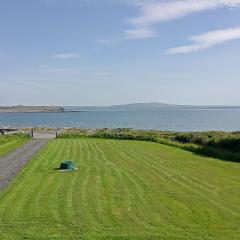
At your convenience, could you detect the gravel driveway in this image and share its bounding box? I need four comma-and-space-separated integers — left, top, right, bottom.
0, 139, 49, 190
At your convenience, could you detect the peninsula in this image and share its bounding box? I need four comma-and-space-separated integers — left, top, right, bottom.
0, 106, 64, 113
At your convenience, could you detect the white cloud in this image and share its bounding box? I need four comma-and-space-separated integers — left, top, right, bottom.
50, 52, 80, 59
125, 28, 156, 39
166, 27, 240, 54
125, 0, 240, 39
129, 1, 240, 26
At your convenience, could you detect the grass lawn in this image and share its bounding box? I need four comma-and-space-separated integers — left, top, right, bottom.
0, 138, 239, 239
0, 137, 28, 157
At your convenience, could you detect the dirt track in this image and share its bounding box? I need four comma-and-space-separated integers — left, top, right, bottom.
0, 139, 48, 190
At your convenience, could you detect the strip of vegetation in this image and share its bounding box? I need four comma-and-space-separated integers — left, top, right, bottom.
0, 134, 28, 156
58, 128, 240, 162
0, 106, 64, 112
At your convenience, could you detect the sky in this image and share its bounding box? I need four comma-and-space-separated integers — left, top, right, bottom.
1, 0, 240, 106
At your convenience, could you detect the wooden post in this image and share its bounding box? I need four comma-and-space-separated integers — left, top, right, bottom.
56, 132, 58, 138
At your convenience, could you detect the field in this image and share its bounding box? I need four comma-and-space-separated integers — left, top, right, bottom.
0, 138, 239, 239
0, 134, 28, 157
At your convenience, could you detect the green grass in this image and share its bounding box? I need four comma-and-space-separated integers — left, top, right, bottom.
58, 128, 240, 162
0, 134, 28, 157
0, 138, 240, 239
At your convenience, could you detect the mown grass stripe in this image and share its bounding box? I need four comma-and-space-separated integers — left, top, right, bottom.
0, 138, 239, 239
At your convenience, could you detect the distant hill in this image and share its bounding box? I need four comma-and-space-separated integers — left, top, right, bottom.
64, 102, 240, 112
1, 103, 239, 113
0, 106, 64, 113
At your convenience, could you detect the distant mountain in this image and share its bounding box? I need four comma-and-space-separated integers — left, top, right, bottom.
64, 103, 240, 112
0, 106, 64, 113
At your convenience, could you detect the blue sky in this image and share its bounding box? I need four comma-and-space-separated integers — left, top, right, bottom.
1, 0, 240, 106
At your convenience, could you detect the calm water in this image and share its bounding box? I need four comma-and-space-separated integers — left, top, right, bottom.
1, 110, 240, 131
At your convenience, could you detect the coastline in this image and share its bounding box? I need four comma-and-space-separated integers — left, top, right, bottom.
0, 106, 64, 113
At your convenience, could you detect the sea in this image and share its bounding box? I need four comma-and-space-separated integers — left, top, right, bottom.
1, 109, 240, 132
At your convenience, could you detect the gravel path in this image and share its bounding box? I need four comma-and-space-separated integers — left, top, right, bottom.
0, 139, 49, 190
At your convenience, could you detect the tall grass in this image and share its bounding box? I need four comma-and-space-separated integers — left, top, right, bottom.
0, 133, 28, 156
0, 133, 28, 145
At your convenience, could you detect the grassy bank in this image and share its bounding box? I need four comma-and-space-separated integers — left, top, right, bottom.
58, 128, 240, 162
0, 134, 28, 156
0, 138, 239, 239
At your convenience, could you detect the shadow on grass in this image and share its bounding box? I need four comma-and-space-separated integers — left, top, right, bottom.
53, 168, 61, 171
154, 138, 240, 163
190, 146, 240, 163
53, 168, 77, 172
161, 141, 240, 163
